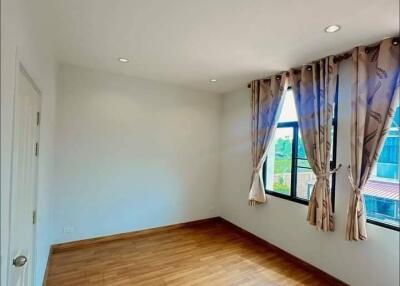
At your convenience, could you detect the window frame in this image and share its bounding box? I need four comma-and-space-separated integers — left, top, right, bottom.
366, 218, 400, 232
261, 83, 400, 232
262, 86, 339, 210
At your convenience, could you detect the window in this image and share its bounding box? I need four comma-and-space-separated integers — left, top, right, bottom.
263, 89, 338, 206
364, 104, 400, 230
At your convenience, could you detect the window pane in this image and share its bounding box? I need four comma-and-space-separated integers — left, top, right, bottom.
279, 89, 298, 123
298, 123, 335, 161
365, 104, 400, 228
265, 127, 293, 196
297, 131, 314, 200
297, 126, 335, 201
296, 167, 316, 200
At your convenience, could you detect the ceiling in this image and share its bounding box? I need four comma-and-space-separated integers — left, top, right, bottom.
49, 0, 399, 94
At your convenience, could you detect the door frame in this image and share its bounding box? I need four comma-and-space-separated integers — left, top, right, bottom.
7, 51, 42, 285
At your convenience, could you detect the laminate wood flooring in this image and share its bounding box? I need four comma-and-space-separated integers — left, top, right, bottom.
46, 219, 344, 286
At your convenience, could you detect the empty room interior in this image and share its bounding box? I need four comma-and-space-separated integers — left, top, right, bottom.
1, 0, 400, 285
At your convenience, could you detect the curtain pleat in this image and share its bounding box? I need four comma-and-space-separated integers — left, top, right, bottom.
289, 57, 338, 231
248, 74, 288, 205
345, 38, 400, 241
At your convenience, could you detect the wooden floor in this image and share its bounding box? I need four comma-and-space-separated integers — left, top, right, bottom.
46, 219, 344, 286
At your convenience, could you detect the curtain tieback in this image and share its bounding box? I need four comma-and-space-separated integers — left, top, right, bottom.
316, 164, 342, 179
347, 165, 362, 196
253, 164, 263, 174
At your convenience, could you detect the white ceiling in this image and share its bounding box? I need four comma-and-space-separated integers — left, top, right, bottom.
50, 0, 399, 94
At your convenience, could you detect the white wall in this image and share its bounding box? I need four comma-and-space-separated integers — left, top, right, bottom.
2, 3, 397, 286
1, 0, 57, 285
219, 59, 400, 286
52, 64, 221, 243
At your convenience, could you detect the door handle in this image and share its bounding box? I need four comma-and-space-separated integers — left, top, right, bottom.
12, 255, 27, 267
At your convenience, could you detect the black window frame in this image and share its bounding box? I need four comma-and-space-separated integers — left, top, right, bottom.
366, 218, 400, 232
262, 85, 339, 210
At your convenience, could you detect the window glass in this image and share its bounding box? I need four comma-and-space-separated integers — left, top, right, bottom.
296, 130, 335, 200
264, 86, 398, 230
279, 89, 298, 123
263, 88, 337, 207
365, 103, 400, 228
265, 127, 293, 196
296, 134, 316, 200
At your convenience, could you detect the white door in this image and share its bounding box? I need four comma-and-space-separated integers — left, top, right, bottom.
8, 65, 41, 286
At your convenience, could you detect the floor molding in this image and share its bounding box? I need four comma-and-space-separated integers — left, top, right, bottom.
51, 217, 220, 253
219, 217, 349, 286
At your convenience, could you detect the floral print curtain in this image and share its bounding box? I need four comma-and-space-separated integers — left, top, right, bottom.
346, 38, 400, 241
249, 74, 288, 205
289, 57, 338, 231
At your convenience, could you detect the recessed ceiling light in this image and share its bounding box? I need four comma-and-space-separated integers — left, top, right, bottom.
324, 25, 341, 33
209, 79, 217, 83
118, 58, 129, 63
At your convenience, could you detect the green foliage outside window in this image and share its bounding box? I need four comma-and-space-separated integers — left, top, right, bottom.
274, 137, 292, 173
273, 176, 290, 195
274, 136, 311, 173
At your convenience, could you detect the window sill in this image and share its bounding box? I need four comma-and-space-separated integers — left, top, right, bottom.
366, 218, 400, 232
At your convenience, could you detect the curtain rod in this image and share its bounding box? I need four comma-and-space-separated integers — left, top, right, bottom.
247, 37, 399, 88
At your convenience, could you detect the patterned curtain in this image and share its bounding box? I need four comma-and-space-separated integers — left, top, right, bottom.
289, 57, 338, 231
346, 38, 400, 241
249, 74, 288, 205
